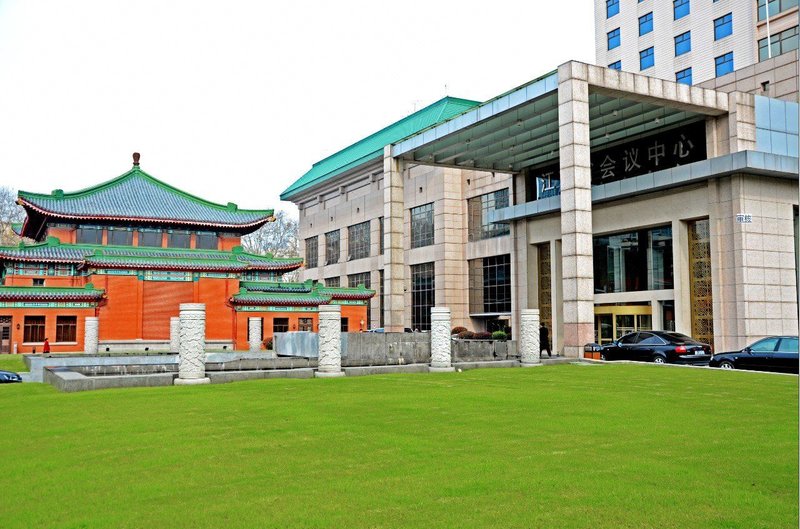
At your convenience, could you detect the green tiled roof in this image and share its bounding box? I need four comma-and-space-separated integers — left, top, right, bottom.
280, 97, 480, 200
0, 238, 303, 272
231, 288, 331, 307
19, 166, 274, 239
239, 280, 313, 293
319, 284, 375, 300
0, 284, 105, 302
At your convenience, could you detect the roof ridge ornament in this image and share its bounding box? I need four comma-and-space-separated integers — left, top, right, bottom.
132, 152, 141, 167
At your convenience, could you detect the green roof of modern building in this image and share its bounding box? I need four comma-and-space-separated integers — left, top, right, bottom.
19, 158, 275, 240
280, 96, 481, 200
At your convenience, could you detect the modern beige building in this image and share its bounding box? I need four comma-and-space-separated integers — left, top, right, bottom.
284, 60, 799, 357
595, 0, 798, 86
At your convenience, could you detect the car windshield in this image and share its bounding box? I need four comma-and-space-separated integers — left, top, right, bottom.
659, 332, 700, 344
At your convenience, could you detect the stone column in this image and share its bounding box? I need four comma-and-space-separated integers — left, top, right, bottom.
84, 317, 99, 355
383, 146, 406, 332
316, 305, 344, 378
174, 303, 210, 385
558, 62, 595, 358
520, 309, 541, 366
248, 317, 262, 353
169, 317, 180, 353
430, 307, 455, 372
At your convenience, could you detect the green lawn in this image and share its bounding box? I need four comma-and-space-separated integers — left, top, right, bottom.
0, 364, 796, 529
0, 354, 26, 373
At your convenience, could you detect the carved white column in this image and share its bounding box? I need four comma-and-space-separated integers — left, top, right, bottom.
520, 309, 541, 367
316, 305, 344, 378
169, 317, 180, 353
248, 317, 262, 353
84, 317, 99, 355
430, 307, 455, 372
174, 303, 210, 385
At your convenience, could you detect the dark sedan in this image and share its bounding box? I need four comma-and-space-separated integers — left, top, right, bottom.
709, 336, 798, 374
597, 331, 712, 365
0, 370, 22, 383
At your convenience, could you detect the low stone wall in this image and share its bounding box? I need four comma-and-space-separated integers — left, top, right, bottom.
24, 353, 178, 383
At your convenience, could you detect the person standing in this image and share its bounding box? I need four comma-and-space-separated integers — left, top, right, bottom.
539, 323, 551, 358
42, 337, 51, 354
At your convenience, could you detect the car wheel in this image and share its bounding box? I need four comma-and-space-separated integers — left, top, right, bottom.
600, 352, 606, 361
719, 360, 734, 370
653, 355, 666, 364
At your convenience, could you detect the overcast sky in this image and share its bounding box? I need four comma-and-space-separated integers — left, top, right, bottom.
0, 1, 594, 216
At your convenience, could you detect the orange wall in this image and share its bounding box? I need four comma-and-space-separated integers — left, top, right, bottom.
1, 307, 94, 354
197, 277, 238, 339
141, 281, 195, 339
47, 227, 75, 243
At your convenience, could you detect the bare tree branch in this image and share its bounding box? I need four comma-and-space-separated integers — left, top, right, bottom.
0, 186, 26, 246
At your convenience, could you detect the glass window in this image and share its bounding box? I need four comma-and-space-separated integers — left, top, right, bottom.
325, 277, 340, 287
107, 228, 132, 246
758, 26, 799, 61
167, 230, 191, 248
639, 12, 653, 35
676, 67, 693, 85
56, 316, 77, 342
778, 337, 799, 352
325, 230, 340, 265
195, 232, 218, 250
608, 60, 622, 70
638, 333, 666, 345
469, 255, 512, 314
76, 227, 103, 245
608, 28, 621, 50
411, 263, 435, 331
379, 269, 385, 328
32, 278, 45, 287
751, 337, 780, 352
640, 47, 655, 70
298, 318, 313, 332
341, 318, 349, 332
347, 221, 370, 260
410, 203, 434, 248
23, 316, 45, 343
714, 13, 732, 40
468, 189, 510, 241
607, 0, 619, 18
305, 236, 318, 268
272, 318, 289, 334
348, 272, 370, 289
715, 52, 734, 77
758, 0, 799, 21
594, 225, 673, 294
138, 230, 162, 247
675, 31, 691, 56
379, 216, 384, 254
674, 0, 690, 20
618, 333, 640, 344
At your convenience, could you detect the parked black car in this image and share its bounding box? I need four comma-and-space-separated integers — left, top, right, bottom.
0, 370, 22, 383
596, 331, 712, 365
709, 336, 798, 374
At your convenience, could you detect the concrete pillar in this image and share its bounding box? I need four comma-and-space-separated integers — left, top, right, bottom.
169, 317, 180, 353
174, 303, 209, 386
520, 309, 541, 366
728, 92, 756, 153
558, 62, 595, 358
383, 146, 405, 332
316, 305, 344, 378
430, 307, 455, 372
84, 317, 99, 355
248, 317, 262, 353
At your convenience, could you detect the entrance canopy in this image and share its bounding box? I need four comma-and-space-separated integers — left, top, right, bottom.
392, 70, 720, 174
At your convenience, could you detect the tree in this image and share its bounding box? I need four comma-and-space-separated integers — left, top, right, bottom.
0, 186, 26, 246
242, 209, 300, 258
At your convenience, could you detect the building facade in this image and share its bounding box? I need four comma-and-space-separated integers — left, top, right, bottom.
595, 0, 799, 86
288, 61, 799, 357
0, 156, 371, 354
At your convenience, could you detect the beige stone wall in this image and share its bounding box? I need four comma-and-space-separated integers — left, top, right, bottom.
699, 50, 799, 102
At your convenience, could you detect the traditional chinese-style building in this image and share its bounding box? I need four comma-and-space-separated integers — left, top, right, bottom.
0, 155, 373, 354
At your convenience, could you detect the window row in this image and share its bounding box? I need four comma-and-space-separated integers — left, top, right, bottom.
75, 227, 219, 250
22, 315, 77, 343
305, 218, 385, 269
612, 47, 732, 79
758, 0, 799, 21
606, 11, 732, 54
758, 26, 799, 62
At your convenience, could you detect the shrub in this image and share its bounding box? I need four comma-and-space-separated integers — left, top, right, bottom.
456, 330, 475, 340
263, 338, 274, 350
451, 326, 468, 335
474, 331, 492, 340
491, 330, 508, 341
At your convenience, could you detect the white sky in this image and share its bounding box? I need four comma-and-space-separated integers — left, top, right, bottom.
0, 1, 595, 217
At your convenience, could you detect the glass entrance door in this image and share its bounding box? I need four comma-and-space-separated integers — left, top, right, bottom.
0, 316, 11, 353
594, 305, 652, 342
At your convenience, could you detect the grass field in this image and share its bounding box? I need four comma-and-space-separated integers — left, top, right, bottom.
0, 354, 27, 373
0, 364, 796, 529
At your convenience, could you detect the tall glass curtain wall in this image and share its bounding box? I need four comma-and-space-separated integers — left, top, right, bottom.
593, 226, 673, 294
